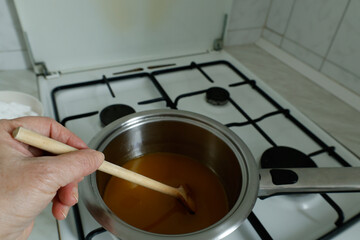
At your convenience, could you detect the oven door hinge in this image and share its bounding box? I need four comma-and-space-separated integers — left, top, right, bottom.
34, 62, 60, 79
213, 14, 228, 51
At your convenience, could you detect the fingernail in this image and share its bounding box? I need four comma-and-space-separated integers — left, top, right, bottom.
61, 211, 67, 219
96, 151, 105, 162
72, 186, 79, 203
61, 206, 70, 219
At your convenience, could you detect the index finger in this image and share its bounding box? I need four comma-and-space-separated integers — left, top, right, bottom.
8, 116, 88, 149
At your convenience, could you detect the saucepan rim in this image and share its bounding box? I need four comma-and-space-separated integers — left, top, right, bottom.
80, 109, 259, 240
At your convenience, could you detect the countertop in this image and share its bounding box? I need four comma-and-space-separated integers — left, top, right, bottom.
0, 43, 359, 239
226, 44, 360, 158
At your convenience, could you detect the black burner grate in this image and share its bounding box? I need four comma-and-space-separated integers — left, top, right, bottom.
50, 60, 360, 240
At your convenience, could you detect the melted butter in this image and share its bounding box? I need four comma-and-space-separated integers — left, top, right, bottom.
103, 152, 229, 234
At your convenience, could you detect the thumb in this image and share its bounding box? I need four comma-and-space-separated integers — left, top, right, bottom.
45, 149, 105, 187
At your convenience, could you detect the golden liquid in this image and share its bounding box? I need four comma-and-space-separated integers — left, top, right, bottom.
103, 152, 229, 234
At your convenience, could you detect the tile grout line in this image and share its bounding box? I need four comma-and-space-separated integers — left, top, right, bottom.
319, 0, 351, 71
260, 0, 273, 38
263, 27, 282, 37
280, 0, 297, 47
227, 27, 263, 32
265, 30, 360, 81
0, 49, 27, 53
280, 35, 324, 60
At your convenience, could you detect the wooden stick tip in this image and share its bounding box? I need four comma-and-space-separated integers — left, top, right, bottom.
178, 184, 196, 214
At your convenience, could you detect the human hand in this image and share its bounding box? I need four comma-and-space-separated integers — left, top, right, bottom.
0, 117, 104, 240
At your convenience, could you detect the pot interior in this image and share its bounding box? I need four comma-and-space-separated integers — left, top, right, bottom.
96, 119, 243, 211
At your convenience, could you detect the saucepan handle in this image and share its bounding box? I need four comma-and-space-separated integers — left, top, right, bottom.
258, 167, 360, 197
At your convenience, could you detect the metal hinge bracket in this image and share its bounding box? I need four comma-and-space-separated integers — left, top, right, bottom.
213, 14, 228, 51
34, 62, 60, 79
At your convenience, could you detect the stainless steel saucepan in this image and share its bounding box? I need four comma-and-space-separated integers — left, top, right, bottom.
80, 109, 360, 240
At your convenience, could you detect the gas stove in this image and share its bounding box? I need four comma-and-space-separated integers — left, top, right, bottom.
37, 51, 360, 240
13, 1, 360, 239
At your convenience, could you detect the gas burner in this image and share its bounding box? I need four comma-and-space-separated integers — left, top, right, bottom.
206, 87, 230, 106
100, 104, 135, 126
261, 146, 317, 168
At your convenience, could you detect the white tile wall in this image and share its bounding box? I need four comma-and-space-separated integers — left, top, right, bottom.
322, 61, 360, 95
262, 0, 360, 96
0, 50, 30, 70
266, 0, 294, 35
262, 29, 281, 46
281, 38, 323, 69
228, 0, 271, 30
0, 0, 23, 51
225, 0, 271, 46
285, 0, 347, 56
326, 0, 360, 78
0, 0, 30, 70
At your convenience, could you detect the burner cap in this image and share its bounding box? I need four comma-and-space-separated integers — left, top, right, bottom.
100, 104, 135, 126
206, 87, 230, 106
261, 146, 316, 168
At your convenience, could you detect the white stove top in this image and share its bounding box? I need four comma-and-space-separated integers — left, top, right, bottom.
38, 50, 360, 240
